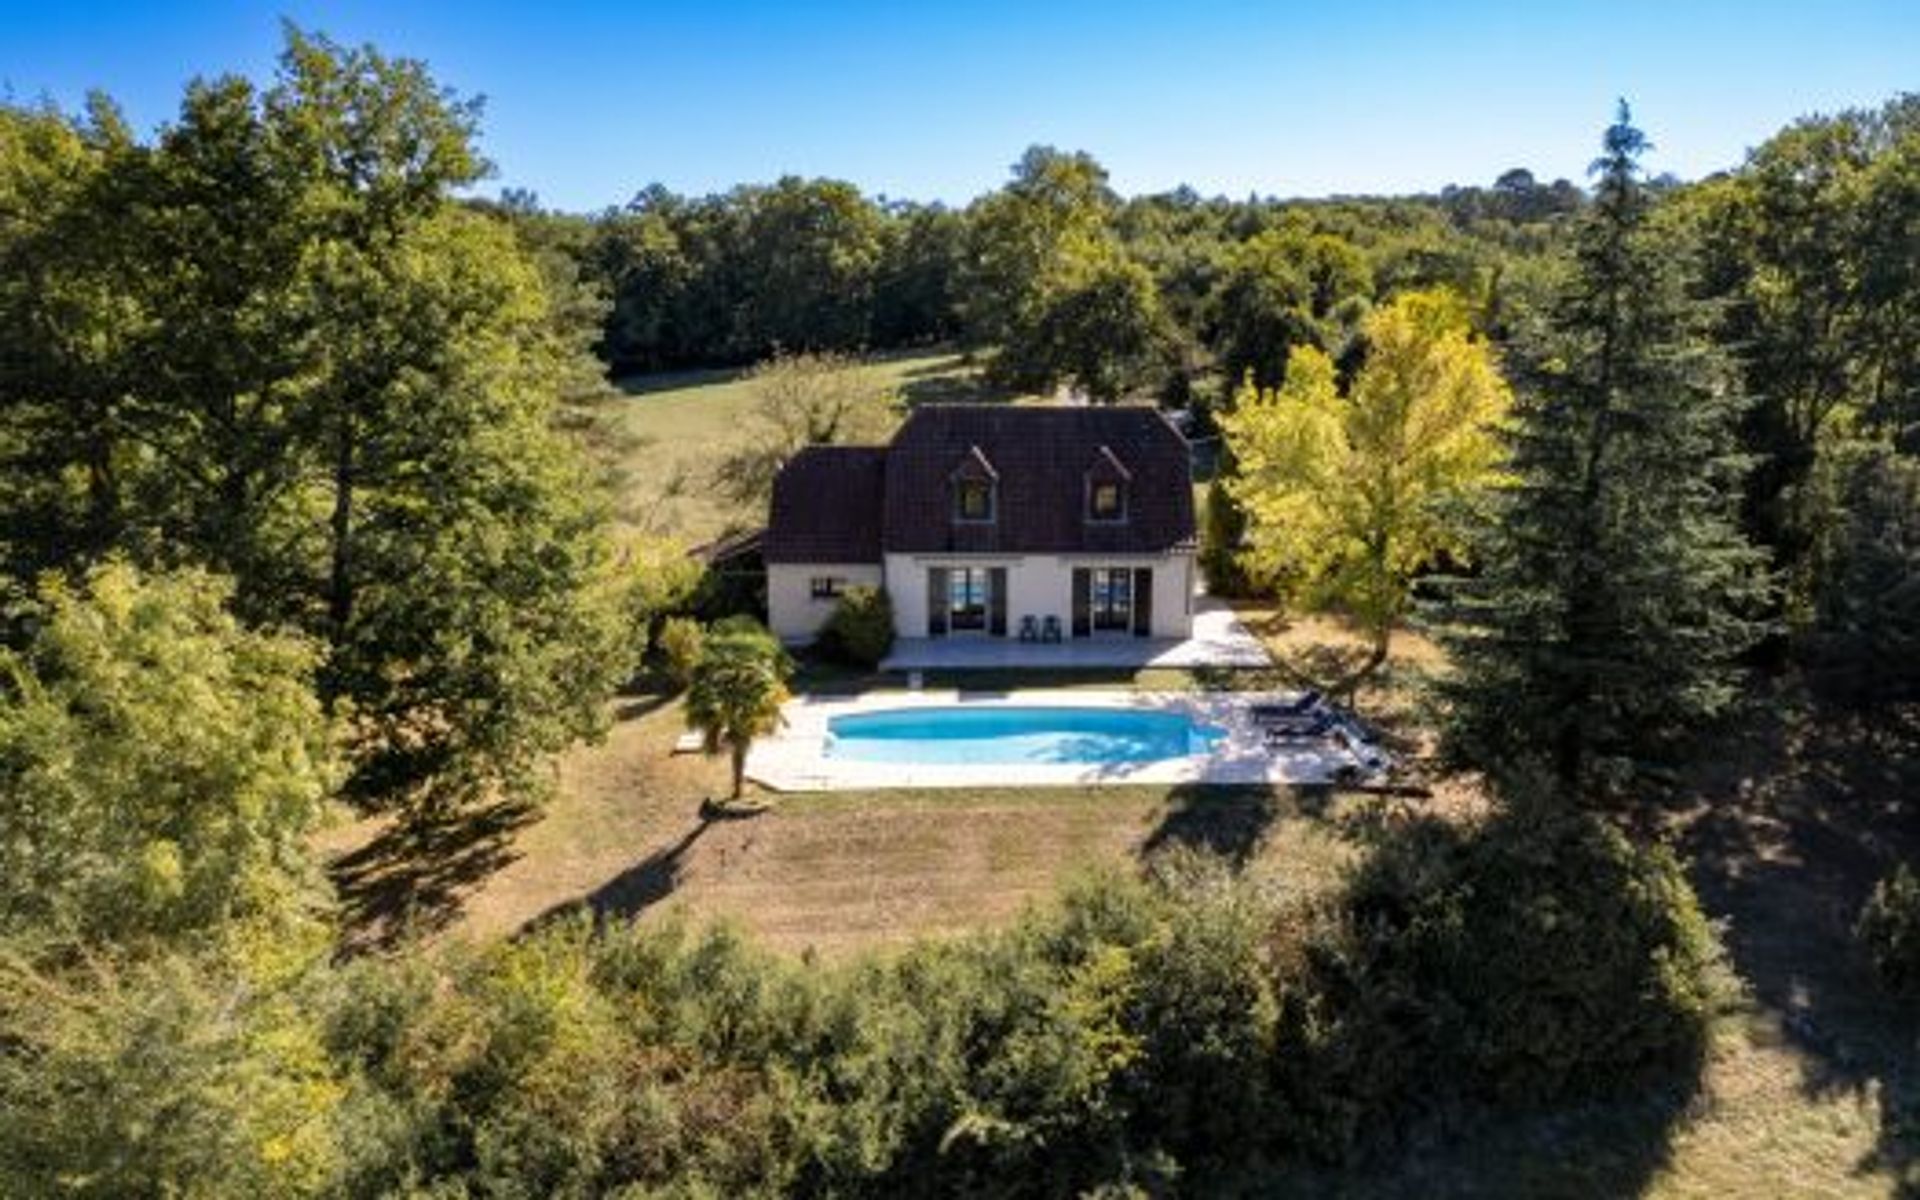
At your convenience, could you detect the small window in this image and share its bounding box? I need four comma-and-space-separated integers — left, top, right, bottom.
955, 479, 995, 522
810, 576, 844, 600
1089, 481, 1125, 522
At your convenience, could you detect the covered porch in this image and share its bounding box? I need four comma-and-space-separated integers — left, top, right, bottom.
880, 594, 1272, 671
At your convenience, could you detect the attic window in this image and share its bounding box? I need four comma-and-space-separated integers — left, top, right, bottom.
954, 479, 995, 522
950, 444, 998, 523
1084, 445, 1132, 524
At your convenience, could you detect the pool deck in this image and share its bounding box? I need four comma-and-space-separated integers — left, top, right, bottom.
745, 688, 1387, 793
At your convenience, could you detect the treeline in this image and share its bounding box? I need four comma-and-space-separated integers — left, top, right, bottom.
500, 148, 1583, 399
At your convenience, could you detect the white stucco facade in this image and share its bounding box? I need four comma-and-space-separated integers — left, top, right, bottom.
883, 551, 1194, 641
766, 562, 885, 643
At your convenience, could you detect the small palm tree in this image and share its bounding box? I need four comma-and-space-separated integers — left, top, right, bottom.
683, 623, 791, 801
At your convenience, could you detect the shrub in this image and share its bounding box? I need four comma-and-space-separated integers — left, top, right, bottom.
820, 586, 895, 667
1272, 801, 1719, 1161
1857, 863, 1920, 1001
658, 616, 706, 690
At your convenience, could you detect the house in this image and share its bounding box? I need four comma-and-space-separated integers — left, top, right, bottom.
764, 405, 1198, 646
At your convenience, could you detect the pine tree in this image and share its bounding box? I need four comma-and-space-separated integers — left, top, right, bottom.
1435, 104, 1771, 799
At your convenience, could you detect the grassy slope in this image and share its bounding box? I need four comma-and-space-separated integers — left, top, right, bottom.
612, 348, 1009, 544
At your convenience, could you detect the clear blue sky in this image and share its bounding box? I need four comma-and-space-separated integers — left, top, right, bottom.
2, 1, 1915, 211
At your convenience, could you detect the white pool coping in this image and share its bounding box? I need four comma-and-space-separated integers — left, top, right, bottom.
745, 688, 1389, 793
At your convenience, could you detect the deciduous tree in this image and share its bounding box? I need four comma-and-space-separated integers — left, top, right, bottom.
1222, 289, 1509, 687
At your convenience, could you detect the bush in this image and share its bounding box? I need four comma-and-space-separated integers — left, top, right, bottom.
658, 616, 706, 690
1272, 801, 1718, 1161
820, 586, 895, 667
1857, 863, 1920, 1001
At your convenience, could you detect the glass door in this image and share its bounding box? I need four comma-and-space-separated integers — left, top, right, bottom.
948, 567, 990, 632
1090, 567, 1132, 631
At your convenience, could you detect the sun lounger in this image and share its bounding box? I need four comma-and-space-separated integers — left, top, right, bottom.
1250, 691, 1321, 721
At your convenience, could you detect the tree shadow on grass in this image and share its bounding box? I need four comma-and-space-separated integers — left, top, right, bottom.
330, 798, 541, 953
1679, 698, 1920, 1195
1138, 783, 1331, 869
527, 798, 766, 933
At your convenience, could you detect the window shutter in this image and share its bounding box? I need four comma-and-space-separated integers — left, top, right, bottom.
928, 568, 949, 637
1072, 569, 1091, 638
1133, 568, 1153, 636
989, 568, 1008, 636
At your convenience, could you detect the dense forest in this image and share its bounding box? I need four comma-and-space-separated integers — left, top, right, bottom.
1, 25, 1916, 1197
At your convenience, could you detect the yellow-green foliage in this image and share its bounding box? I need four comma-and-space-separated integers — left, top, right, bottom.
0, 561, 338, 948
1221, 288, 1510, 653
658, 614, 707, 689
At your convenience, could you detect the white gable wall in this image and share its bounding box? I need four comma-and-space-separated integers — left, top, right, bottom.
766, 562, 884, 644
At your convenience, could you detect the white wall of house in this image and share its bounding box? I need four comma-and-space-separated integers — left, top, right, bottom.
882, 552, 1195, 640
766, 562, 884, 644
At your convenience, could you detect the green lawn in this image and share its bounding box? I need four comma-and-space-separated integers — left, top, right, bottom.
612, 347, 1014, 544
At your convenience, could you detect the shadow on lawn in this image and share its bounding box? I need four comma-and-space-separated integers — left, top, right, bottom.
1139, 783, 1300, 868
1680, 697, 1920, 1196
330, 798, 541, 953
530, 798, 766, 931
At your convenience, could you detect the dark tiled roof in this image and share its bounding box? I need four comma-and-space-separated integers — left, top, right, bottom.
763, 445, 887, 563
881, 406, 1195, 555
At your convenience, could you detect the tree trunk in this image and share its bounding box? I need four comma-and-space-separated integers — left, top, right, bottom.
729, 738, 748, 801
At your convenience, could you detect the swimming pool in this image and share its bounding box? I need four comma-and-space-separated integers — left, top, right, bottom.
825, 705, 1226, 766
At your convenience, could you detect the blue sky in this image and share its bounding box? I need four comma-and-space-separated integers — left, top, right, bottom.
2, 2, 1915, 211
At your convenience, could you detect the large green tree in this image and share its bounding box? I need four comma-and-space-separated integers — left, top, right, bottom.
0, 30, 630, 822
1436, 105, 1771, 798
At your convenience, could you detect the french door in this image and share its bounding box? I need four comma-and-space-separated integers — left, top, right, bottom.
1072, 567, 1154, 637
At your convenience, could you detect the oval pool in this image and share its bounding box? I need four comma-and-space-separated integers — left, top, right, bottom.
825, 705, 1225, 766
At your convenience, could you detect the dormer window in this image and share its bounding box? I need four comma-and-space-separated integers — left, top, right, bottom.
950, 444, 998, 524
1084, 445, 1132, 524
955, 479, 995, 521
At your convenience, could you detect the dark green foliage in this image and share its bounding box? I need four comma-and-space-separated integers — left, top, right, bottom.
1857, 863, 1920, 1001
1200, 473, 1256, 597
1272, 800, 1718, 1161
1436, 104, 1772, 798
1807, 446, 1920, 704
820, 585, 894, 667
0, 31, 632, 825
995, 258, 1177, 402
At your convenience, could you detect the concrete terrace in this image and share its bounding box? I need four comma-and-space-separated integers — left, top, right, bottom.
879, 594, 1272, 671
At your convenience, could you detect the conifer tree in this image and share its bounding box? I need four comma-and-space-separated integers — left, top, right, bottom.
1436, 104, 1771, 799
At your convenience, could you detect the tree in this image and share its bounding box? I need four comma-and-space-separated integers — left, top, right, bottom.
715, 350, 898, 503
1206, 223, 1370, 394
997, 256, 1176, 402
0, 561, 336, 949
683, 620, 792, 800
958, 146, 1118, 350
1222, 289, 1510, 688
1436, 104, 1771, 798
730, 176, 886, 355
0, 30, 634, 825
1681, 96, 1920, 620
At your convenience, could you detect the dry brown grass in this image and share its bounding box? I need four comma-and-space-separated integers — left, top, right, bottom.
330, 692, 1360, 958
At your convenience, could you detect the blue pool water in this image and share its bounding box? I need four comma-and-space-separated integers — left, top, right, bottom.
825, 706, 1226, 766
